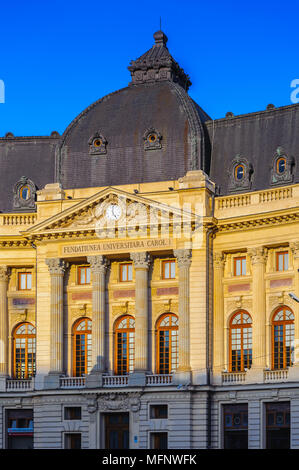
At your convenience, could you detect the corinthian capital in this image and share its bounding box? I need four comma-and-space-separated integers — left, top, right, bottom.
130, 252, 152, 269
213, 252, 226, 269
174, 249, 192, 268
87, 255, 109, 274
290, 242, 299, 259
46, 258, 67, 275
247, 247, 267, 265
0, 266, 9, 282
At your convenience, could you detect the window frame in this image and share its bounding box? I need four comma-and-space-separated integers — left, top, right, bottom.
72, 317, 92, 377
272, 306, 294, 370
156, 313, 178, 374
77, 266, 91, 285
276, 157, 286, 174
18, 272, 32, 291
114, 315, 135, 375
233, 256, 246, 277
119, 263, 133, 283
229, 311, 252, 372
13, 322, 36, 379
234, 164, 245, 181
162, 259, 176, 280
276, 251, 289, 272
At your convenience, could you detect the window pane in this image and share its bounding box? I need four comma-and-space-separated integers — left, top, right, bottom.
164, 262, 169, 279
20, 274, 26, 290
127, 264, 133, 281
241, 258, 246, 275
170, 261, 175, 278
27, 274, 32, 289
86, 268, 91, 283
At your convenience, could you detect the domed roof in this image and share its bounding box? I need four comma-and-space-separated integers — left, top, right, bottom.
56, 31, 211, 189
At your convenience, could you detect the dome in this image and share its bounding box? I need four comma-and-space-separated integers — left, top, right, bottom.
56, 31, 211, 189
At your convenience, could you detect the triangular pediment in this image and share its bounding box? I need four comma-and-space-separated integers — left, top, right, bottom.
24, 186, 201, 239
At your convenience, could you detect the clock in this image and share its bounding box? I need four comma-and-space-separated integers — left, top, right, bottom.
106, 204, 122, 221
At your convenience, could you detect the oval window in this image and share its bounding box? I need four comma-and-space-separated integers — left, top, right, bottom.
93, 138, 103, 148
148, 133, 157, 143
235, 164, 244, 181
19, 185, 30, 200
277, 157, 286, 174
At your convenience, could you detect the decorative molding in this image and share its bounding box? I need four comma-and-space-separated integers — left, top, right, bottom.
143, 127, 162, 151
247, 247, 267, 265
290, 241, 299, 259
87, 255, 109, 274
130, 252, 152, 269
270, 147, 294, 186
88, 131, 107, 155
173, 249, 192, 268
13, 176, 37, 212
45, 258, 67, 275
97, 392, 141, 412
228, 155, 253, 193
0, 266, 9, 282
213, 252, 226, 269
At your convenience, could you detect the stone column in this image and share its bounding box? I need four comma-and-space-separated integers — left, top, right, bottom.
87, 255, 109, 386
45, 258, 67, 388
0, 266, 9, 381
247, 247, 267, 383
213, 252, 226, 384
129, 252, 151, 385
289, 242, 299, 379
173, 248, 192, 384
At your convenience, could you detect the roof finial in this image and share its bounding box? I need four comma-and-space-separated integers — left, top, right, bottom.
160, 16, 162, 30
153, 29, 168, 46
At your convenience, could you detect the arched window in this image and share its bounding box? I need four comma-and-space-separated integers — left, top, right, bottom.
13, 323, 36, 379
114, 316, 135, 375
156, 313, 178, 374
73, 318, 92, 377
276, 157, 286, 174
229, 311, 252, 372
234, 164, 245, 181
272, 307, 294, 370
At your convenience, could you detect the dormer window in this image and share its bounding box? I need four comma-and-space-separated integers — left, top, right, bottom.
228, 156, 253, 192
19, 185, 31, 200
88, 132, 107, 155
13, 176, 36, 211
271, 147, 294, 185
143, 128, 162, 150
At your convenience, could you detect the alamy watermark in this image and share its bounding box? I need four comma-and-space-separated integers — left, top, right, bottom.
0, 80, 4, 103
290, 79, 299, 104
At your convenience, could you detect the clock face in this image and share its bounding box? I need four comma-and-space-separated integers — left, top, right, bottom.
106, 204, 122, 221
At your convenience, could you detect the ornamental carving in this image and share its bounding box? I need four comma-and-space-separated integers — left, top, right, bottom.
45, 258, 67, 275
143, 127, 162, 151
290, 241, 299, 259
87, 255, 109, 274
213, 252, 226, 269
173, 249, 192, 268
130, 252, 152, 269
228, 155, 253, 193
247, 247, 267, 265
13, 176, 37, 212
97, 392, 141, 412
0, 266, 9, 282
88, 131, 107, 155
270, 147, 294, 186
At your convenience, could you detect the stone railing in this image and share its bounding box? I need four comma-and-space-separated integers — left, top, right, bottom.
264, 369, 288, 383
216, 194, 252, 210
222, 372, 246, 385
146, 374, 173, 385
259, 187, 293, 203
60, 377, 86, 389
103, 375, 128, 387
6, 379, 34, 391
0, 214, 37, 226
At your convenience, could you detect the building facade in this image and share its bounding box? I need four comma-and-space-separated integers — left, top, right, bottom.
0, 30, 299, 449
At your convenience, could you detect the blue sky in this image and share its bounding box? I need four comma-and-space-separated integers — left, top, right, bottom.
0, 0, 298, 136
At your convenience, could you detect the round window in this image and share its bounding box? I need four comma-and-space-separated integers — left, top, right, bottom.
148, 133, 157, 143
93, 138, 103, 148
235, 164, 245, 181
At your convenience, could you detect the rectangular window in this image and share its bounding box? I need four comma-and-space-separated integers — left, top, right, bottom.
64, 407, 82, 420
64, 433, 81, 449
223, 404, 248, 449
277, 252, 289, 271
150, 405, 168, 419
18, 273, 32, 290
150, 432, 168, 449
234, 257, 246, 276
120, 263, 133, 282
6, 409, 33, 449
162, 260, 176, 279
78, 266, 91, 285
265, 402, 290, 449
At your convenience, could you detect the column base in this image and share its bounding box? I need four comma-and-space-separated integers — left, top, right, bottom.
173, 370, 192, 386
128, 371, 146, 387
85, 371, 103, 388
245, 367, 264, 384
44, 373, 62, 390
